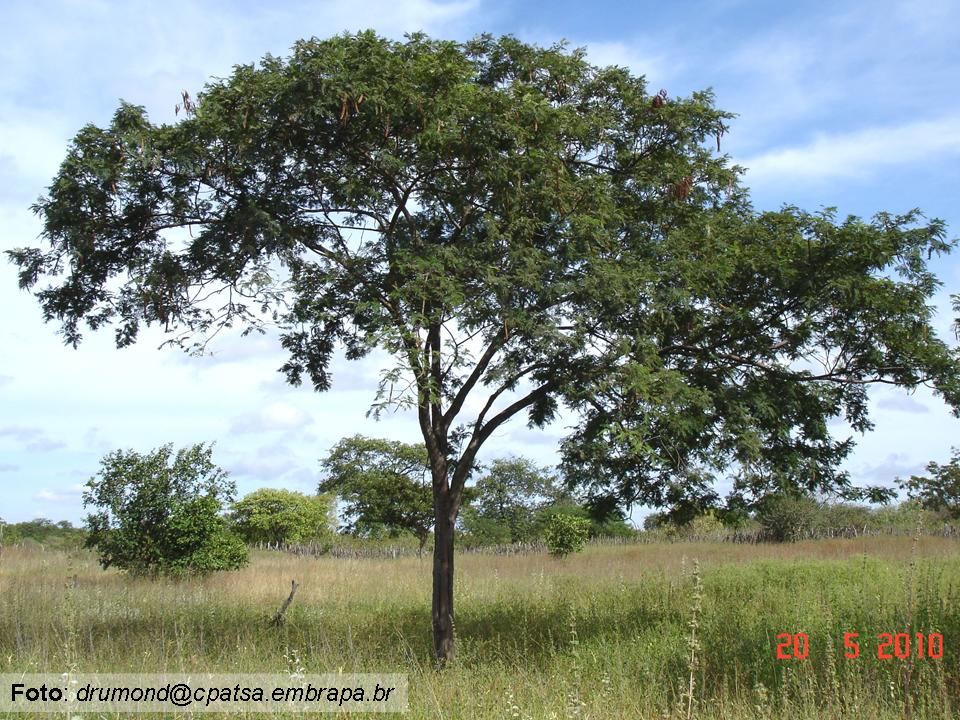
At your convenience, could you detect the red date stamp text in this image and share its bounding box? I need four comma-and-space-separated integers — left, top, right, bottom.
775, 632, 944, 661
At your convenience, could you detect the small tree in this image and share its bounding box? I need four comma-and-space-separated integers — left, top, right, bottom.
319, 435, 434, 556
532, 495, 636, 539
460, 457, 558, 544
544, 513, 591, 557
231, 488, 336, 546
83, 443, 247, 575
900, 449, 960, 519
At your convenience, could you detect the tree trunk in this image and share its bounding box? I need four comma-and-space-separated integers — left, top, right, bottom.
432, 492, 456, 665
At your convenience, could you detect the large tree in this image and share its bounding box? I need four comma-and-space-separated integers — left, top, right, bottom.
9, 31, 960, 662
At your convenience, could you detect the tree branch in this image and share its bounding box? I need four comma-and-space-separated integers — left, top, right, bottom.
441, 332, 504, 433
661, 342, 930, 386
449, 381, 555, 505
474, 361, 554, 430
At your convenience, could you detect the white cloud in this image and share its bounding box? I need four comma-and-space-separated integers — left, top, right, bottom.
230, 402, 314, 435
0, 426, 66, 452
683, 2, 960, 161
225, 442, 300, 481
310, 0, 480, 35
506, 426, 564, 449
887, 0, 960, 41
876, 395, 930, 414
852, 452, 925, 486
719, 32, 832, 125
582, 41, 670, 86
226, 456, 300, 482
255, 347, 391, 395
34, 484, 84, 503
225, 442, 322, 495
82, 426, 112, 452
740, 116, 960, 187
173, 331, 286, 369
0, 117, 74, 191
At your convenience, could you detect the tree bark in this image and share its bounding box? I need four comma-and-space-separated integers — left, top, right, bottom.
431, 490, 456, 665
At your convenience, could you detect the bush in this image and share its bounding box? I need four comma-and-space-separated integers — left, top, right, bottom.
461, 493, 636, 546
319, 435, 434, 555
682, 510, 728, 539
642, 512, 670, 532
755, 494, 820, 541
83, 443, 247, 576
543, 513, 591, 557
183, 527, 249, 572
811, 502, 872, 535
871, 499, 953, 531
231, 489, 335, 546
590, 517, 636, 539
457, 512, 514, 546
460, 457, 560, 544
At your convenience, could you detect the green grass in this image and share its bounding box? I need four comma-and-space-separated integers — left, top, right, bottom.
2, 536, 958, 718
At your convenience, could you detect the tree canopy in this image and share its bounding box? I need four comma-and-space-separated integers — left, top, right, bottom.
460, 456, 560, 544
230, 488, 335, 545
83, 443, 247, 576
900, 449, 960, 519
10, 30, 960, 661
320, 435, 434, 554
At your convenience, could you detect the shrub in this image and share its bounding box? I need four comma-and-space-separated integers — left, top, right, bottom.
231, 489, 335, 546
461, 457, 560, 544
0, 518, 86, 549
872, 499, 946, 531
83, 443, 247, 576
643, 512, 670, 531
319, 435, 434, 555
755, 494, 820, 541
590, 517, 636, 539
811, 502, 872, 535
543, 513, 591, 557
457, 512, 514, 546
185, 530, 249, 572
682, 510, 728, 539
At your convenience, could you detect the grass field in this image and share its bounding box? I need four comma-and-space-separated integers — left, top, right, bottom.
2, 536, 958, 718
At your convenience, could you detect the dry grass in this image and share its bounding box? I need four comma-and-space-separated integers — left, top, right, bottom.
2, 537, 958, 718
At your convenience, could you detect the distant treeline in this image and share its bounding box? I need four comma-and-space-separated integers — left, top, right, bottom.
0, 518, 86, 549
5, 498, 958, 558
644, 498, 960, 543
247, 499, 960, 560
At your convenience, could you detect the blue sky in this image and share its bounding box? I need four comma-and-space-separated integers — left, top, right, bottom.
2, 0, 959, 525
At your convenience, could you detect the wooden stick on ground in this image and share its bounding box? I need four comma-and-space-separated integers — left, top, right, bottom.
270, 579, 299, 627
